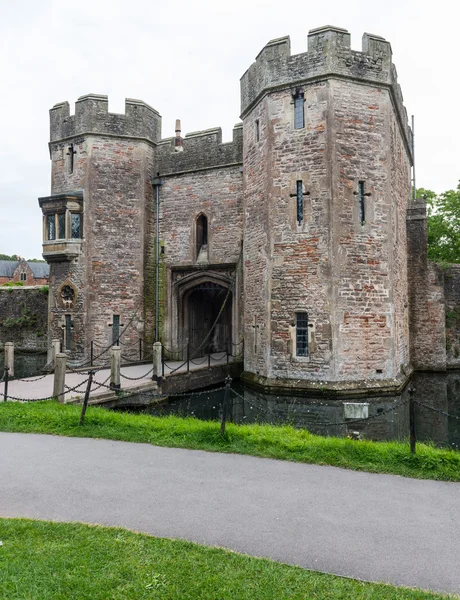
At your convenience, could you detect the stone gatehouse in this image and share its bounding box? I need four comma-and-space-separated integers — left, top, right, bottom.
38, 25, 447, 395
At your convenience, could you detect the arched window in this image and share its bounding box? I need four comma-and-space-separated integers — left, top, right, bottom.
196, 214, 208, 260
20, 271, 27, 282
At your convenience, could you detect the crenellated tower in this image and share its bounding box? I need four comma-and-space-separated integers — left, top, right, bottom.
39, 94, 161, 360
241, 26, 413, 393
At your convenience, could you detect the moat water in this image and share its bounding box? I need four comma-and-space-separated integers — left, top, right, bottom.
142, 371, 460, 450
0, 351, 47, 380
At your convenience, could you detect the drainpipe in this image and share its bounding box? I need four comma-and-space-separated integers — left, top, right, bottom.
151, 175, 164, 342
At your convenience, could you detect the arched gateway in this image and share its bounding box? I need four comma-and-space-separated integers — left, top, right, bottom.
170, 270, 236, 358
186, 282, 232, 355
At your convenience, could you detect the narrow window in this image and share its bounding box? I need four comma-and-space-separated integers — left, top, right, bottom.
294, 93, 304, 129
20, 271, 27, 282
65, 315, 72, 350
58, 213, 66, 239
196, 214, 208, 259
71, 213, 82, 239
67, 143, 76, 174
296, 312, 308, 357
358, 181, 365, 225
112, 315, 120, 345
296, 180, 304, 226
47, 214, 56, 240
255, 119, 260, 142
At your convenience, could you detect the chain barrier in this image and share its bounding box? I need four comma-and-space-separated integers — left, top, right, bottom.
65, 377, 91, 393
11, 373, 49, 383
415, 400, 460, 421
90, 373, 111, 391
66, 311, 143, 369
209, 352, 227, 362
120, 366, 155, 381
228, 388, 410, 428
2, 377, 93, 403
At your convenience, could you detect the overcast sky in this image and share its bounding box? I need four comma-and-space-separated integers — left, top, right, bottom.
1, 0, 458, 259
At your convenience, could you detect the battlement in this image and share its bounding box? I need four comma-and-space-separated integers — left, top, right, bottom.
241, 25, 410, 151
50, 94, 161, 144
156, 123, 243, 175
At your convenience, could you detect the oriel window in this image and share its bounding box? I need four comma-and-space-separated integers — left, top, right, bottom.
47, 215, 56, 240
296, 312, 308, 357
294, 93, 305, 129
58, 213, 66, 239
71, 213, 82, 239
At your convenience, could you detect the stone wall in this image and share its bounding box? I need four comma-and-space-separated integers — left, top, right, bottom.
151, 161, 244, 351
443, 265, 460, 367
406, 200, 446, 370
0, 288, 48, 351
156, 124, 242, 174
243, 70, 412, 387
240, 26, 411, 155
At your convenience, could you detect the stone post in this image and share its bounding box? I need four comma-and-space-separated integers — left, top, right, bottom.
110, 346, 121, 389
52, 338, 61, 368
53, 353, 67, 403
152, 341, 162, 381
4, 342, 14, 378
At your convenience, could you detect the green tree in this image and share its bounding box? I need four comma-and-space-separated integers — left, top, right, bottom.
0, 253, 20, 261
419, 183, 460, 263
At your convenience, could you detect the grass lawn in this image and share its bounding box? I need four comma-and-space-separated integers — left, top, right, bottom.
0, 401, 459, 481
0, 518, 456, 600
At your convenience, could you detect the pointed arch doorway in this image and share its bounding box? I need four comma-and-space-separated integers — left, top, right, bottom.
186, 282, 232, 355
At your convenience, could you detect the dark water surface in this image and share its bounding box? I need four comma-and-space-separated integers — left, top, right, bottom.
0, 351, 47, 380
143, 372, 460, 450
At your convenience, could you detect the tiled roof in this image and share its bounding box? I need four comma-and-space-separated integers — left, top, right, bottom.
29, 262, 49, 278
0, 260, 19, 277
0, 260, 49, 279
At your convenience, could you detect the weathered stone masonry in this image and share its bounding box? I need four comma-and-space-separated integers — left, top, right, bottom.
240, 26, 413, 391
38, 25, 451, 395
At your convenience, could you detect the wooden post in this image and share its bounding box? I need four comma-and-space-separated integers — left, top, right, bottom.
409, 387, 416, 454
79, 370, 94, 425
152, 341, 162, 382
110, 346, 121, 390
4, 342, 14, 378
53, 353, 67, 402
220, 376, 232, 436
3, 367, 9, 402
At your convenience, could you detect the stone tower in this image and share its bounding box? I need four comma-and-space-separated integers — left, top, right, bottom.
39, 94, 161, 358
240, 26, 413, 393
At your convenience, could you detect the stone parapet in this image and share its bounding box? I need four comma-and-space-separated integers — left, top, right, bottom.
240, 26, 411, 157
50, 95, 161, 144
156, 123, 243, 175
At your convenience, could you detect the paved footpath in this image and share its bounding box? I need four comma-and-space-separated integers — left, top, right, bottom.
1, 433, 459, 596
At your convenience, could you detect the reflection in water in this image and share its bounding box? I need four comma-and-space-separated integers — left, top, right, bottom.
0, 352, 47, 380
144, 372, 460, 450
